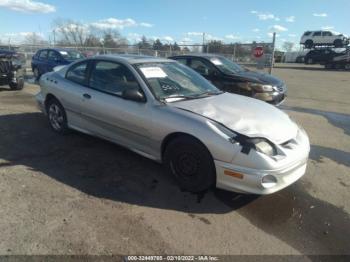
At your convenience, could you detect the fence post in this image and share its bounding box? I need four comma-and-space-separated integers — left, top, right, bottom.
269, 32, 276, 74
233, 43, 236, 61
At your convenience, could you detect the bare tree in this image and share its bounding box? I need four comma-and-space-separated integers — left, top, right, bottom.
24, 32, 46, 45
53, 19, 89, 46
282, 41, 295, 52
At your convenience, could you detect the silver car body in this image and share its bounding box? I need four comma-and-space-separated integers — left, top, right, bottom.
36, 55, 310, 194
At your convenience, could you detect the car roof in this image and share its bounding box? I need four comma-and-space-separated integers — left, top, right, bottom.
92, 54, 174, 64
37, 48, 80, 52
170, 53, 223, 59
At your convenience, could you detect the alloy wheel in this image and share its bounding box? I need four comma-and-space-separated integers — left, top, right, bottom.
48, 104, 64, 131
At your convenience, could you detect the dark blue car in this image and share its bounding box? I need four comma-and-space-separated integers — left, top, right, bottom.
31, 48, 85, 80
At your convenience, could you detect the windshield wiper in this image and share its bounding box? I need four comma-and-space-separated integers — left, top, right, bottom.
161, 94, 197, 102
195, 90, 224, 97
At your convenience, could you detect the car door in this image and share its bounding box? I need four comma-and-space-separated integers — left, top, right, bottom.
78, 59, 154, 155
322, 31, 333, 44
37, 50, 48, 74
312, 31, 322, 44
60, 60, 91, 128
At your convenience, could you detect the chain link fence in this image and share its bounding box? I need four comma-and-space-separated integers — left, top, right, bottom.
1, 42, 274, 71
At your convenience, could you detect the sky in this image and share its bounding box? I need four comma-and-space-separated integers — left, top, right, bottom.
0, 0, 349, 49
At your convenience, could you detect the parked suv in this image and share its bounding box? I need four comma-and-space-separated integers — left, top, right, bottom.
300, 31, 349, 48
31, 48, 84, 80
169, 54, 287, 105
0, 49, 25, 90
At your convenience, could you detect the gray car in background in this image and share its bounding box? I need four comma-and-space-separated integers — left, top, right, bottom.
36, 55, 310, 194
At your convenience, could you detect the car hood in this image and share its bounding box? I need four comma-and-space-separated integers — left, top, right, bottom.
232, 70, 283, 86
171, 93, 298, 144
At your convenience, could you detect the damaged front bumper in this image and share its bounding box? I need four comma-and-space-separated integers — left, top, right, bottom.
215, 157, 308, 194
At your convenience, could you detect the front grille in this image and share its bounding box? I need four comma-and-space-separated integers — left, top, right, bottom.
0, 61, 11, 74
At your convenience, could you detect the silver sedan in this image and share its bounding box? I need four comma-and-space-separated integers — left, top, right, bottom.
36, 55, 310, 194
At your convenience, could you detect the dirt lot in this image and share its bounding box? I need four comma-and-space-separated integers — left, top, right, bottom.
0, 64, 349, 256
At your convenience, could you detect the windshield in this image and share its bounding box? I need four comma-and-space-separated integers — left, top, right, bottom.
59, 50, 85, 60
136, 62, 221, 102
209, 56, 244, 74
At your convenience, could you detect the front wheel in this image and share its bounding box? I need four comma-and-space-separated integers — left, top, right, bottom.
9, 78, 24, 90
305, 40, 313, 49
163, 136, 216, 192
46, 98, 69, 134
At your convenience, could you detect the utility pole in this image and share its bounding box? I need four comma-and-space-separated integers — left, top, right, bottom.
53, 29, 56, 47
202, 32, 205, 53
233, 43, 236, 61
269, 32, 276, 74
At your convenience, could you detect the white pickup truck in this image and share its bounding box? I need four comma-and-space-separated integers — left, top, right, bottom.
300, 31, 349, 48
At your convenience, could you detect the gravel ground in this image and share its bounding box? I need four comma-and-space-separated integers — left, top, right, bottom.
0, 64, 349, 257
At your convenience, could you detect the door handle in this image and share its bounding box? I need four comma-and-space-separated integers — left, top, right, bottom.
83, 93, 91, 99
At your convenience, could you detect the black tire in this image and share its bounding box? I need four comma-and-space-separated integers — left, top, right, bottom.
33, 67, 40, 81
305, 40, 313, 49
334, 39, 343, 48
9, 78, 24, 90
163, 136, 215, 192
46, 98, 69, 134
345, 64, 350, 71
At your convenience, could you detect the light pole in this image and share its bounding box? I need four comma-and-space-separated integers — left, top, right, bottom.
163, 40, 172, 56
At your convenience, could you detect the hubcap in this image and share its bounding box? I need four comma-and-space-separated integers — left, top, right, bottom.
172, 152, 199, 180
49, 104, 64, 130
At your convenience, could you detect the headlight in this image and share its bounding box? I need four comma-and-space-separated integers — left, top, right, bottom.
248, 82, 274, 92
234, 136, 277, 156
254, 139, 277, 156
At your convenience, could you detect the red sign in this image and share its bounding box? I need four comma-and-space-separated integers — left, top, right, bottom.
253, 46, 264, 58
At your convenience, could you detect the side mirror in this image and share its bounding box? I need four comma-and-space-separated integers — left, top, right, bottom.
122, 88, 145, 102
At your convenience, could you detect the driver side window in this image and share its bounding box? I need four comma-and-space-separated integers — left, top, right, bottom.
89, 61, 140, 96
190, 59, 214, 76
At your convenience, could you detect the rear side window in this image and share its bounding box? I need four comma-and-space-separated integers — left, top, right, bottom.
38, 50, 48, 60
313, 31, 322, 36
89, 61, 140, 96
66, 62, 88, 85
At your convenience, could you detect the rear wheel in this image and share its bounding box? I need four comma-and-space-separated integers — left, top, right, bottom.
305, 40, 313, 49
46, 98, 69, 134
164, 136, 216, 192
